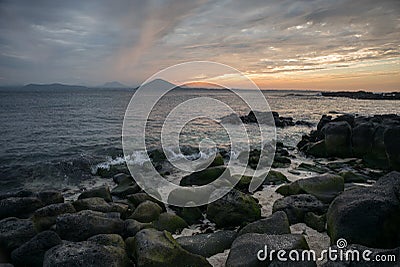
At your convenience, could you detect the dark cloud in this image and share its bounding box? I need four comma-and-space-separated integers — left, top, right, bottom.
0, 0, 399, 88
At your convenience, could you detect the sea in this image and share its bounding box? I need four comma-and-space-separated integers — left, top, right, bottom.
1, 86, 399, 195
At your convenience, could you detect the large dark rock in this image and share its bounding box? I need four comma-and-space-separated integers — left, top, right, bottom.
130, 229, 211, 267
276, 173, 344, 203
226, 233, 309, 267
180, 166, 229, 186
327, 171, 400, 248
78, 185, 112, 202
176, 230, 237, 257
73, 197, 127, 214
37, 191, 64, 206
43, 240, 131, 267
111, 178, 141, 198
238, 211, 290, 236
32, 202, 76, 231
206, 189, 261, 227
323, 121, 352, 157
152, 212, 188, 233
11, 230, 62, 267
87, 234, 125, 248
273, 194, 326, 224
0, 197, 44, 219
384, 126, 400, 171
351, 122, 374, 157
128, 200, 162, 223
0, 217, 36, 254
123, 219, 153, 237
55, 210, 124, 241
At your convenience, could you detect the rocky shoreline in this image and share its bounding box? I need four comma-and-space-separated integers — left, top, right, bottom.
321, 91, 400, 100
1, 114, 400, 267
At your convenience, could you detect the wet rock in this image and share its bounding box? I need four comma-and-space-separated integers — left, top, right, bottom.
32, 203, 76, 231
209, 153, 224, 167
238, 211, 290, 236
327, 171, 400, 248
226, 233, 309, 267
206, 189, 261, 227
264, 170, 289, 185
324, 121, 352, 157
0, 197, 44, 219
123, 219, 153, 237
306, 140, 327, 157
73, 197, 127, 213
43, 240, 131, 267
78, 185, 112, 202
0, 190, 36, 200
176, 230, 237, 257
177, 206, 203, 225
384, 126, 400, 171
275, 173, 344, 203
296, 162, 330, 174
37, 191, 64, 206
128, 201, 162, 223
352, 122, 375, 157
338, 170, 369, 183
56, 210, 124, 241
111, 179, 141, 198
131, 229, 211, 267
180, 166, 228, 186
273, 194, 326, 224
113, 173, 131, 185
304, 212, 326, 232
0, 217, 36, 253
152, 212, 188, 233
87, 234, 125, 249
11, 231, 62, 267
96, 164, 129, 178
126, 192, 164, 209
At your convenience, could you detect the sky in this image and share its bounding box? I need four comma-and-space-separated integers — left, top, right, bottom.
0, 0, 399, 91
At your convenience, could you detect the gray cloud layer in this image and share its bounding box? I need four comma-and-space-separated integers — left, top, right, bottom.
0, 0, 399, 88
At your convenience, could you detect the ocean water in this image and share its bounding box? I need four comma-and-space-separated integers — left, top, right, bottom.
1, 86, 399, 194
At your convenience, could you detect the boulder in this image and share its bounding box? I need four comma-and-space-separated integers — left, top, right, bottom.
43, 241, 131, 267
111, 179, 141, 198
384, 126, 400, 171
32, 202, 76, 231
226, 233, 309, 267
37, 191, 64, 206
238, 211, 290, 236
73, 197, 127, 213
0, 190, 35, 200
87, 234, 125, 248
0, 197, 44, 219
180, 166, 229, 186
338, 170, 369, 183
306, 140, 327, 157
126, 192, 164, 209
304, 212, 326, 232
11, 231, 62, 267
176, 230, 237, 257
152, 212, 188, 233
327, 171, 400, 248
276, 173, 344, 203
177, 206, 203, 225
55, 210, 124, 241
113, 173, 131, 185
323, 121, 352, 157
364, 125, 390, 169
78, 185, 112, 202
209, 153, 224, 167
206, 189, 261, 227
264, 170, 289, 185
351, 122, 374, 157
131, 229, 211, 267
0, 217, 36, 253
129, 201, 162, 223
123, 219, 153, 237
273, 194, 326, 224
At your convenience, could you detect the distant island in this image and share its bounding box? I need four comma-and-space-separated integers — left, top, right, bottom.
321, 91, 400, 100
100, 81, 128, 88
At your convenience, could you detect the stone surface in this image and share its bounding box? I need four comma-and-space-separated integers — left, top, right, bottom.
152, 212, 188, 233
56, 210, 124, 241
238, 211, 290, 236
32, 202, 76, 231
131, 229, 211, 267
176, 230, 237, 257
11, 230, 62, 267
0, 197, 44, 219
78, 185, 112, 202
129, 201, 163, 223
206, 189, 261, 227
273, 194, 326, 224
0, 217, 36, 253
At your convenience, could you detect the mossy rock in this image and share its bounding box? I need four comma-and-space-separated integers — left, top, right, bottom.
152, 213, 188, 233
129, 201, 163, 223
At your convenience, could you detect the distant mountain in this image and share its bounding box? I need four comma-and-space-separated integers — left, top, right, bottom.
101, 81, 128, 88
140, 78, 178, 91
23, 83, 87, 90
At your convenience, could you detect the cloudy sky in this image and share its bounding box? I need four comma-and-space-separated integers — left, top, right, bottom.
0, 0, 399, 91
